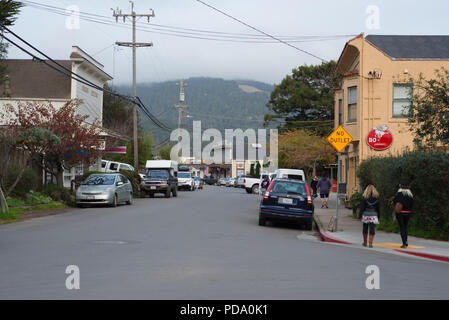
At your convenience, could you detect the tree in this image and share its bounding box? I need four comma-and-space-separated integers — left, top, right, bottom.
158, 143, 173, 160
105, 133, 153, 168
264, 61, 340, 137
407, 68, 449, 149
102, 84, 133, 137
278, 129, 335, 176
4, 100, 105, 187
4, 127, 60, 196
0, 0, 23, 87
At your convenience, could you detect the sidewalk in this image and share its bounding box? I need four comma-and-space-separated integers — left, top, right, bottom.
313, 193, 449, 263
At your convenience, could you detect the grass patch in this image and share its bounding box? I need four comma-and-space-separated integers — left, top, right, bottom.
1, 192, 67, 224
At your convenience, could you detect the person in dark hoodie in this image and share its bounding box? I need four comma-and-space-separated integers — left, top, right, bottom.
359, 184, 380, 248
393, 183, 414, 249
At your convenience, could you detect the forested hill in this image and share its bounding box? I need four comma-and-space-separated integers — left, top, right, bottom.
116, 77, 274, 144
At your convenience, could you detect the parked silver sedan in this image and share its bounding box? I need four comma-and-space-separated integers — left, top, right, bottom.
76, 173, 133, 207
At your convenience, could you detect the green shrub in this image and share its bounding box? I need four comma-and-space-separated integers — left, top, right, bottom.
5, 165, 40, 197
119, 169, 141, 195
42, 184, 72, 203
349, 192, 363, 218
25, 192, 52, 205
358, 150, 449, 240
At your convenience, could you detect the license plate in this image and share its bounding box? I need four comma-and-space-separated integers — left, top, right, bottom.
87, 196, 95, 200
279, 197, 293, 205
150, 186, 156, 190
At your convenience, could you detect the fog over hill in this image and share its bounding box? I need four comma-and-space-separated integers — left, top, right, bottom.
116, 77, 276, 145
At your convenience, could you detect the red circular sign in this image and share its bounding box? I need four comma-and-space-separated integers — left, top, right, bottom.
366, 127, 393, 150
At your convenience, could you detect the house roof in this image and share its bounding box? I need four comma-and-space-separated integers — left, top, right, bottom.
2, 59, 72, 99
366, 35, 449, 60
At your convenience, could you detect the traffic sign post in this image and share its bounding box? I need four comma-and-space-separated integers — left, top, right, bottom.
327, 126, 353, 232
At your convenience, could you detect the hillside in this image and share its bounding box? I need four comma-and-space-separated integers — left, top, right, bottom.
116, 77, 274, 145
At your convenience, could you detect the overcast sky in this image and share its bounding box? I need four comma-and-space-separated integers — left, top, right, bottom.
7, 0, 449, 86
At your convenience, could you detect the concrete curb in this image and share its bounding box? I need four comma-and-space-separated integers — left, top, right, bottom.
313, 215, 449, 263
313, 216, 356, 245
394, 249, 449, 263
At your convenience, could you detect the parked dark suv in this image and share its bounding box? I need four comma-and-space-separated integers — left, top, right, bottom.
141, 169, 178, 198
203, 175, 218, 185
259, 178, 314, 230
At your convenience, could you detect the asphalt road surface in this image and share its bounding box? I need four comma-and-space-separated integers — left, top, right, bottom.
0, 185, 448, 299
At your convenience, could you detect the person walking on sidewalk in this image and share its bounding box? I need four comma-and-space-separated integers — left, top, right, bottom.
317, 173, 331, 208
393, 183, 414, 249
359, 184, 380, 248
310, 176, 318, 198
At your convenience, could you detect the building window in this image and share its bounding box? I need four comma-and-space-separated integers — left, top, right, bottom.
393, 84, 413, 118
338, 99, 343, 125
347, 86, 357, 122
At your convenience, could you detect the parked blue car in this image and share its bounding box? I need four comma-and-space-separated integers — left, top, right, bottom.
259, 178, 314, 230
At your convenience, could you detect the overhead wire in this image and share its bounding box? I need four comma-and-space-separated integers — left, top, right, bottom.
21, 0, 356, 44
194, 0, 327, 61
0, 26, 174, 132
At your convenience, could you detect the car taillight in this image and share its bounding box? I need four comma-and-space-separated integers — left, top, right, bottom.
305, 184, 313, 206
263, 181, 275, 200
243, 179, 246, 183
263, 191, 269, 200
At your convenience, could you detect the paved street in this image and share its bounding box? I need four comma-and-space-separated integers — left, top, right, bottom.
0, 186, 448, 299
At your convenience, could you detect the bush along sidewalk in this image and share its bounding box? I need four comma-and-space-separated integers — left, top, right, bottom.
357, 150, 449, 241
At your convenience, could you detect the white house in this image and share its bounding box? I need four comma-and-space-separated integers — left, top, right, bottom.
0, 46, 113, 187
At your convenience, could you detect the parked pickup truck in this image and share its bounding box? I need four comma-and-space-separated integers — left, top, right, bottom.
243, 176, 260, 194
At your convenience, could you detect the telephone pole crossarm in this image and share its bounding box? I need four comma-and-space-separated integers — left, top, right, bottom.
112, 2, 155, 171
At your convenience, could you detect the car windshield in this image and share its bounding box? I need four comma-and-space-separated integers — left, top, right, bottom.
147, 170, 169, 179
271, 181, 307, 195
83, 175, 116, 186
178, 172, 191, 178
194, 177, 200, 181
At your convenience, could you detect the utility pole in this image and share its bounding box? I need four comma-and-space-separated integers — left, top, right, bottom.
112, 2, 155, 171
175, 80, 188, 143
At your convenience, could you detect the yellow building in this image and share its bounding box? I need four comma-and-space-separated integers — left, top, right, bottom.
334, 34, 449, 196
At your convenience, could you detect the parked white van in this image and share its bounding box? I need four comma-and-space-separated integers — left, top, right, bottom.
101, 160, 135, 173
273, 169, 306, 182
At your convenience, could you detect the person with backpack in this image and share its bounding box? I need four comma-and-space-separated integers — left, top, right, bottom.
359, 184, 380, 248
317, 173, 331, 208
393, 183, 414, 248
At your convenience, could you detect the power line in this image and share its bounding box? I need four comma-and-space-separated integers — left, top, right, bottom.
194, 0, 327, 61
0, 26, 173, 133
21, 1, 355, 44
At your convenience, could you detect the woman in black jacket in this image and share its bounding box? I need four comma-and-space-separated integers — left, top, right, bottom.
359, 184, 380, 248
393, 183, 414, 248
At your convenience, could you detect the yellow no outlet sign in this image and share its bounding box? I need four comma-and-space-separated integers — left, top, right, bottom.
327, 125, 353, 152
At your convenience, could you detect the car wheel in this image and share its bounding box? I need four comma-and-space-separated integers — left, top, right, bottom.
259, 215, 266, 226
172, 186, 177, 197
140, 191, 147, 198
252, 184, 259, 194
245, 188, 252, 194
126, 193, 132, 205
165, 188, 171, 198
111, 194, 118, 207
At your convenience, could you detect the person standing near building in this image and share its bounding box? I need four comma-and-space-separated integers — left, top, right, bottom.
359, 184, 380, 248
393, 183, 414, 248
310, 176, 318, 198
317, 173, 331, 208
